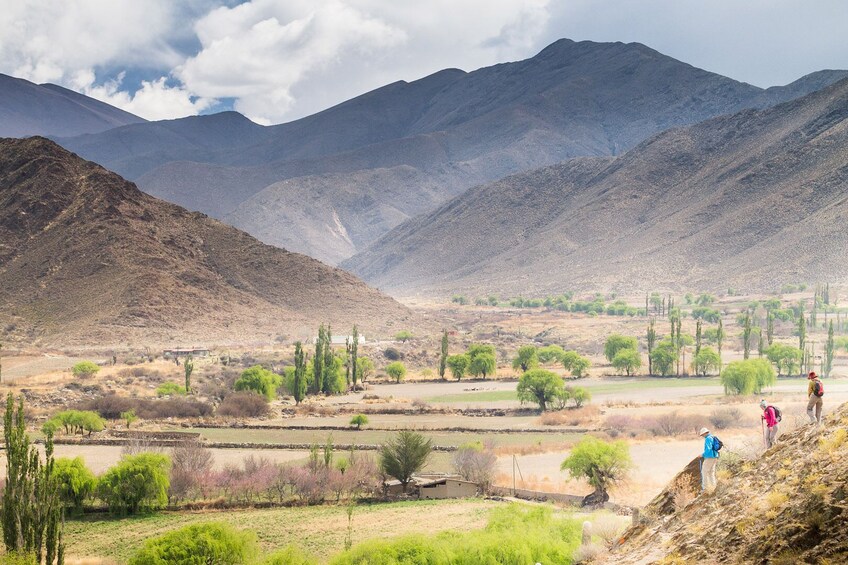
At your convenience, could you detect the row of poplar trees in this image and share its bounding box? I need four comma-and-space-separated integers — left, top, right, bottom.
290, 324, 361, 404
2, 393, 64, 564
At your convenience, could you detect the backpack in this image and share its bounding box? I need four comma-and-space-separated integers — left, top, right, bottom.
712, 436, 724, 453
813, 380, 824, 397
771, 406, 782, 422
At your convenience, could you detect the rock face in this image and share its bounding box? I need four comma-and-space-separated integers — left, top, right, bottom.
611, 403, 848, 564
344, 77, 848, 295
0, 74, 145, 137
0, 138, 413, 346
53, 40, 847, 265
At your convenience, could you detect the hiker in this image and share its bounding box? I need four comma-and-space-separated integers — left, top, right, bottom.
699, 427, 719, 491
807, 371, 824, 425
760, 399, 780, 448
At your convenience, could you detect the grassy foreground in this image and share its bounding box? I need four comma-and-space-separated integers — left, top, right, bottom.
63, 499, 497, 563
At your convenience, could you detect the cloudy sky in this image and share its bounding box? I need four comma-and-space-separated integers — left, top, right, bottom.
2, 0, 846, 124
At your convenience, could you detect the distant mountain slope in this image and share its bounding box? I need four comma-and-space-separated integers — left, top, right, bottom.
344, 78, 848, 295
54, 40, 848, 264
0, 138, 412, 346
0, 74, 144, 137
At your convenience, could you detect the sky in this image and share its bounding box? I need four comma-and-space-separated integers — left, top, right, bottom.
1, 0, 846, 125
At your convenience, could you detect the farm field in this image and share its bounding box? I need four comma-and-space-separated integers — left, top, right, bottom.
63, 499, 499, 563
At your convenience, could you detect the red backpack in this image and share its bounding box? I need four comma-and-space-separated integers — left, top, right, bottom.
813, 379, 824, 397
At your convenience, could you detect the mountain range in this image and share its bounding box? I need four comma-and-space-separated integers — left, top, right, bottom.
0, 137, 412, 346
344, 77, 848, 296
48, 40, 848, 265
0, 73, 144, 137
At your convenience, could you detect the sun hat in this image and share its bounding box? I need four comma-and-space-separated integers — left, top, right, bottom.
759, 399, 767, 409
699, 427, 710, 436
809, 371, 817, 379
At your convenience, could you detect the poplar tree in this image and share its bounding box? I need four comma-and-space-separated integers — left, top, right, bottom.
293, 342, 307, 404
766, 313, 774, 346
322, 324, 335, 394
695, 319, 702, 357
717, 318, 724, 374
2, 394, 64, 564
350, 325, 359, 389
798, 316, 807, 375
825, 321, 835, 377
313, 325, 325, 395
439, 330, 448, 380
743, 310, 752, 360
646, 319, 657, 376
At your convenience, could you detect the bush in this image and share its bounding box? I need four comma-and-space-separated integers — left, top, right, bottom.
217, 391, 270, 418
383, 347, 403, 361
709, 407, 744, 430
234, 366, 282, 401
517, 369, 565, 411
156, 381, 187, 397
647, 412, 704, 437
603, 335, 638, 363
394, 331, 413, 343
98, 453, 171, 515
80, 395, 214, 420
721, 359, 776, 395
43, 410, 105, 436
349, 414, 369, 429
72, 361, 100, 378
331, 505, 581, 565
611, 349, 641, 376
385, 362, 407, 383
170, 440, 214, 502
561, 351, 591, 377
264, 547, 317, 565
128, 522, 258, 565
451, 442, 496, 492
537, 345, 565, 364
54, 456, 96, 514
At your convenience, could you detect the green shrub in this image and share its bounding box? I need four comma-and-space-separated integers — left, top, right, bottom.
385, 362, 407, 383
537, 345, 566, 364
72, 361, 100, 378
516, 369, 564, 411
263, 547, 318, 565
43, 410, 105, 436
349, 414, 369, 429
394, 331, 413, 343
128, 522, 257, 565
234, 366, 282, 401
54, 456, 96, 514
156, 381, 187, 397
331, 505, 580, 565
603, 334, 638, 363
720, 359, 776, 395
97, 453, 170, 515
561, 436, 631, 501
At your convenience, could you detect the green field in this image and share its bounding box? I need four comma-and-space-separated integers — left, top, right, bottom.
63, 499, 498, 563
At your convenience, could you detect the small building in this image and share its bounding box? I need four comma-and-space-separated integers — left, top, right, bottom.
418, 477, 479, 499
163, 348, 210, 359
326, 335, 366, 346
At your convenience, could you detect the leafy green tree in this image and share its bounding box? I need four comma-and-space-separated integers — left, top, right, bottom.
646, 319, 657, 375
766, 313, 775, 346
54, 457, 96, 515
693, 346, 721, 376
720, 359, 776, 395
446, 354, 470, 381
825, 320, 835, 377
650, 340, 678, 377
764, 343, 802, 376
72, 361, 100, 379
292, 342, 308, 404
717, 318, 725, 374
438, 330, 449, 380
184, 356, 194, 394
560, 351, 590, 377
611, 349, 641, 376
43, 410, 105, 436
349, 414, 369, 430
128, 522, 257, 565
385, 361, 407, 383
511, 346, 538, 373
468, 353, 496, 379
356, 357, 375, 383
569, 386, 591, 408
313, 324, 327, 395
234, 366, 282, 401
3, 394, 64, 564
516, 369, 565, 411
537, 345, 565, 364
121, 409, 138, 429
603, 335, 638, 363
742, 310, 753, 360
466, 344, 496, 364
798, 315, 807, 375
394, 331, 413, 343
97, 453, 170, 515
379, 431, 432, 493
321, 324, 336, 394
561, 436, 631, 505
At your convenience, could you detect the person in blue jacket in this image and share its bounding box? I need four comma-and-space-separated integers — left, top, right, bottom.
699, 427, 718, 491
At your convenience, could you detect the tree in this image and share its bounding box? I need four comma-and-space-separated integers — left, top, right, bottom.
646, 319, 657, 376
379, 431, 432, 493
438, 330, 449, 380
2, 394, 64, 564
537, 345, 565, 364
184, 356, 194, 394
169, 440, 213, 503
561, 351, 591, 377
313, 325, 326, 395
764, 343, 802, 376
446, 354, 470, 381
825, 320, 835, 377
611, 349, 641, 377
511, 346, 538, 373
321, 324, 336, 394
468, 353, 496, 379
394, 331, 413, 343
72, 361, 100, 379
742, 310, 753, 360
569, 386, 591, 408
650, 340, 678, 377
54, 457, 96, 515
293, 342, 307, 404
603, 335, 638, 363
121, 409, 138, 429
451, 443, 496, 493
350, 414, 369, 430
695, 320, 702, 357
560, 436, 631, 506
356, 357, 375, 383
516, 369, 565, 411
385, 362, 407, 383
43, 410, 105, 437
128, 522, 258, 565
693, 347, 721, 376
798, 315, 807, 375
234, 366, 282, 401
97, 453, 171, 515
720, 359, 776, 395
350, 326, 360, 389
717, 318, 725, 374
466, 344, 496, 364
766, 313, 775, 346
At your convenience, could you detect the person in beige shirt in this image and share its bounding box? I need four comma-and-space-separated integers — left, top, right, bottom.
806, 371, 824, 425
